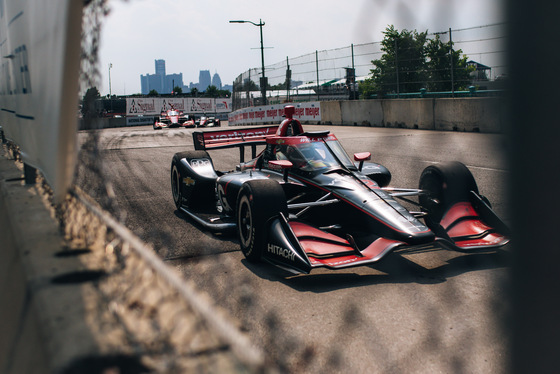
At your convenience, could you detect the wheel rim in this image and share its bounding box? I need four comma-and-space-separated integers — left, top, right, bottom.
238, 197, 252, 248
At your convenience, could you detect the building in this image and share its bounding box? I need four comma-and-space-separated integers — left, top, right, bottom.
165, 73, 183, 93
199, 70, 211, 91
212, 72, 222, 89
140, 59, 184, 95
140, 73, 162, 95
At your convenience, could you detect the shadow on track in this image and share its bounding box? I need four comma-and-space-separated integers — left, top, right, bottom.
241, 247, 511, 293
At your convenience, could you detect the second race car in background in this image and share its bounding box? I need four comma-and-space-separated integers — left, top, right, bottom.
195, 115, 220, 128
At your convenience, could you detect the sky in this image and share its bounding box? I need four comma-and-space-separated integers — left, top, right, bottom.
97, 0, 505, 96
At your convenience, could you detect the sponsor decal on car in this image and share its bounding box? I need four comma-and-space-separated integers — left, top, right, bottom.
267, 243, 296, 261
190, 158, 211, 168
183, 176, 195, 186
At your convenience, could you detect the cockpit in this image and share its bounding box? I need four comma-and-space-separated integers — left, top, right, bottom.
268, 138, 355, 173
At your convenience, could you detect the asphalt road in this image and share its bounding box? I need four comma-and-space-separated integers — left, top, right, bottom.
79, 124, 511, 373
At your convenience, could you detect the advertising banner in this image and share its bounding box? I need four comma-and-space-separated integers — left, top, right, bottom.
0, 0, 83, 202
126, 97, 232, 116
228, 102, 321, 126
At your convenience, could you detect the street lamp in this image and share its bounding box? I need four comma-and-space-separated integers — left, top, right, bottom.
229, 19, 267, 105
108, 63, 113, 113
108, 63, 113, 97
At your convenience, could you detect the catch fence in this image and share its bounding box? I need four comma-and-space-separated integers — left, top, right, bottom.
70, 3, 511, 372
232, 23, 507, 108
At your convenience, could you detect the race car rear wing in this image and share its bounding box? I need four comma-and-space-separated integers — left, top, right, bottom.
193, 126, 278, 162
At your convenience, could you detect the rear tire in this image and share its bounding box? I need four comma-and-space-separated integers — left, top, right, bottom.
171, 150, 215, 210
419, 161, 478, 222
236, 180, 287, 262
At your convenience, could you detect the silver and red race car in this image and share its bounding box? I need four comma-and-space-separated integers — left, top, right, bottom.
153, 109, 195, 129
170, 106, 510, 274
195, 115, 220, 128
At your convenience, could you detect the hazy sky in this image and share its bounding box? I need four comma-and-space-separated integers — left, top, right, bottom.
98, 0, 505, 96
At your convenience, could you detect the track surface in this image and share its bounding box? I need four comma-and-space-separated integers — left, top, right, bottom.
83, 124, 511, 373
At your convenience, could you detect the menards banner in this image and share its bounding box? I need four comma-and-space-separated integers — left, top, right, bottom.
228, 102, 321, 126
126, 97, 232, 116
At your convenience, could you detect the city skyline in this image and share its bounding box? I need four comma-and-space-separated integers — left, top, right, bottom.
140, 59, 229, 95
99, 0, 504, 96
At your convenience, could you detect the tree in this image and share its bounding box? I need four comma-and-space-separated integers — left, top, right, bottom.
148, 89, 159, 97
243, 80, 258, 92
204, 85, 219, 98
81, 86, 100, 118
368, 25, 428, 96
425, 34, 474, 92
173, 86, 182, 95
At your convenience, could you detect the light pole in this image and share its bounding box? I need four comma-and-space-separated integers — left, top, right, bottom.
108, 63, 113, 113
108, 63, 112, 97
229, 19, 267, 105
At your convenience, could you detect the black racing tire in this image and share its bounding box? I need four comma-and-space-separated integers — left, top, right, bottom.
171, 150, 214, 210
236, 179, 287, 262
419, 161, 479, 222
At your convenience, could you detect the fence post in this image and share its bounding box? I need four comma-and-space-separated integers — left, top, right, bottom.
449, 28, 454, 98
316, 50, 320, 101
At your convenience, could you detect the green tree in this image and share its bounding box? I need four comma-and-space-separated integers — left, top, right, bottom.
148, 89, 159, 97
218, 89, 231, 97
190, 87, 199, 97
243, 80, 258, 92
173, 86, 182, 95
368, 25, 428, 96
81, 86, 100, 118
425, 34, 474, 92
204, 85, 219, 98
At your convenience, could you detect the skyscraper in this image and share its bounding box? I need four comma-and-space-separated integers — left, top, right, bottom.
155, 59, 166, 77
212, 72, 222, 89
199, 70, 211, 91
140, 59, 183, 94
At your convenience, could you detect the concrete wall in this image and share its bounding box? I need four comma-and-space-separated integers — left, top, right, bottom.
381, 99, 434, 129
320, 97, 506, 133
0, 157, 89, 373
0, 151, 257, 373
434, 98, 505, 133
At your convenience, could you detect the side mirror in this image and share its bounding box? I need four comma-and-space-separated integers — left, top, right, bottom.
269, 160, 293, 182
354, 152, 371, 172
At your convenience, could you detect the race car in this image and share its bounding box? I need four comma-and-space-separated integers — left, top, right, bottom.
195, 115, 220, 128
170, 105, 510, 274
153, 110, 195, 129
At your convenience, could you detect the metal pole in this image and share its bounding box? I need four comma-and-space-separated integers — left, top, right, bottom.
316, 50, 320, 101
286, 56, 290, 102
259, 19, 267, 105
351, 44, 355, 99
449, 28, 454, 98
109, 63, 113, 113
394, 39, 399, 98
229, 19, 267, 105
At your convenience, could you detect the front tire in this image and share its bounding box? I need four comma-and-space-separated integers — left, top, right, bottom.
236, 180, 287, 262
419, 161, 478, 222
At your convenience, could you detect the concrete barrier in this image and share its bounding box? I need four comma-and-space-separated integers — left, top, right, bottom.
317, 97, 506, 133
0, 155, 94, 373
0, 149, 262, 373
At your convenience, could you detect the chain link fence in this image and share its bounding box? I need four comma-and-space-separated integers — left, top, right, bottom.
233, 23, 507, 108
67, 2, 511, 372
